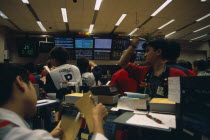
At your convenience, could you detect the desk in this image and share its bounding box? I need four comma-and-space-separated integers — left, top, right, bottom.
114, 112, 175, 132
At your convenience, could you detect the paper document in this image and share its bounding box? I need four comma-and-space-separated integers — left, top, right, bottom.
126, 113, 176, 130
168, 77, 181, 103
117, 99, 147, 111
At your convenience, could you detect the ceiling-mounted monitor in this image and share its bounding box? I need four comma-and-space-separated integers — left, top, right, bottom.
136, 41, 145, 50
54, 37, 74, 48
95, 39, 112, 49
75, 38, 93, 49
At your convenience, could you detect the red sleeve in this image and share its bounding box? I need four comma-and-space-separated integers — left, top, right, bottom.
124, 63, 150, 82
187, 69, 196, 76
110, 72, 118, 85
169, 68, 187, 77
29, 75, 37, 84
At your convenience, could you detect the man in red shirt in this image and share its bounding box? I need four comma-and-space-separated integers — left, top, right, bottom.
110, 51, 138, 96
118, 38, 186, 98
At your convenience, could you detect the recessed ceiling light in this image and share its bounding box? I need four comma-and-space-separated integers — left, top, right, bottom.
190, 34, 207, 41
201, 0, 207, 2
196, 13, 210, 22
165, 31, 176, 38
22, 0, 29, 4
94, 0, 103, 10
0, 11, 8, 19
61, 8, 68, 23
158, 19, 175, 29
36, 21, 47, 32
193, 24, 210, 32
128, 28, 139, 36
151, 0, 172, 17
115, 14, 127, 26
89, 24, 94, 33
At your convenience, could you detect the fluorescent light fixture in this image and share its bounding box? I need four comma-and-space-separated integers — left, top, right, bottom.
89, 24, 94, 33
0, 11, 8, 19
190, 34, 207, 41
94, 0, 103, 10
128, 28, 139, 36
115, 14, 127, 26
196, 13, 210, 22
22, 0, 29, 4
165, 31, 176, 38
151, 0, 172, 17
158, 19, 175, 29
36, 21, 47, 32
201, 0, 207, 2
61, 8, 68, 23
193, 24, 210, 32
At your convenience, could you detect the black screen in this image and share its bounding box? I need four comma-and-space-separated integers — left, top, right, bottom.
17, 39, 38, 57
54, 37, 74, 48
39, 42, 54, 53
181, 76, 210, 137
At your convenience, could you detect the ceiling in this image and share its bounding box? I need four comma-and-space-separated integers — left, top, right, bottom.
0, 0, 210, 41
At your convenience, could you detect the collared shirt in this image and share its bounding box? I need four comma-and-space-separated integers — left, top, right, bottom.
0, 108, 108, 140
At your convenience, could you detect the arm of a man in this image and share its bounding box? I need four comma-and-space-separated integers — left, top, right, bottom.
118, 38, 139, 68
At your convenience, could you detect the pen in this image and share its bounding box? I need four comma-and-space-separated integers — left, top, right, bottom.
146, 114, 163, 124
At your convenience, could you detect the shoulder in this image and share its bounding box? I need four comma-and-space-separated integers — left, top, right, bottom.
169, 68, 187, 76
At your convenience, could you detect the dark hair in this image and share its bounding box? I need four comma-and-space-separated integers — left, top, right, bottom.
77, 57, 89, 74
24, 62, 36, 73
49, 47, 69, 64
177, 60, 192, 70
193, 59, 207, 71
0, 63, 29, 106
143, 39, 181, 60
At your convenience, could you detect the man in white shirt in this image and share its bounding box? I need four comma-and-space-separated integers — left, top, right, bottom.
45, 47, 82, 93
0, 63, 108, 140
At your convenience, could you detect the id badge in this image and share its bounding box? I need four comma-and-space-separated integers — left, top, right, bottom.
157, 86, 164, 96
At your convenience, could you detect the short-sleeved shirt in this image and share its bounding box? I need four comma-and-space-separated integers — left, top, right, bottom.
125, 63, 187, 98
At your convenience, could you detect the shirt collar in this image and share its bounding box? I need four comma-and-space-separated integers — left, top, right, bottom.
0, 108, 30, 128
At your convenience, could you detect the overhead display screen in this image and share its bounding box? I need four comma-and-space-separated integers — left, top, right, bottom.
54, 37, 74, 48
95, 39, 112, 49
75, 38, 93, 49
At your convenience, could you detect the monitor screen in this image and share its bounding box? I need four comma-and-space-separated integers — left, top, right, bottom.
136, 51, 145, 61
112, 39, 130, 50
75, 50, 93, 59
75, 38, 93, 49
94, 50, 111, 60
17, 39, 38, 57
95, 39, 112, 49
39, 42, 54, 53
54, 37, 74, 48
136, 41, 145, 50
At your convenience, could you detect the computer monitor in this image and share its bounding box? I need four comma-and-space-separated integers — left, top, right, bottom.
180, 76, 210, 137
75, 38, 93, 49
136, 41, 145, 50
75, 50, 93, 59
54, 37, 74, 48
95, 39, 112, 49
94, 50, 111, 60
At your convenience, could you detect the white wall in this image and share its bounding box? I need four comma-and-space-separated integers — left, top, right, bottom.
178, 41, 209, 63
